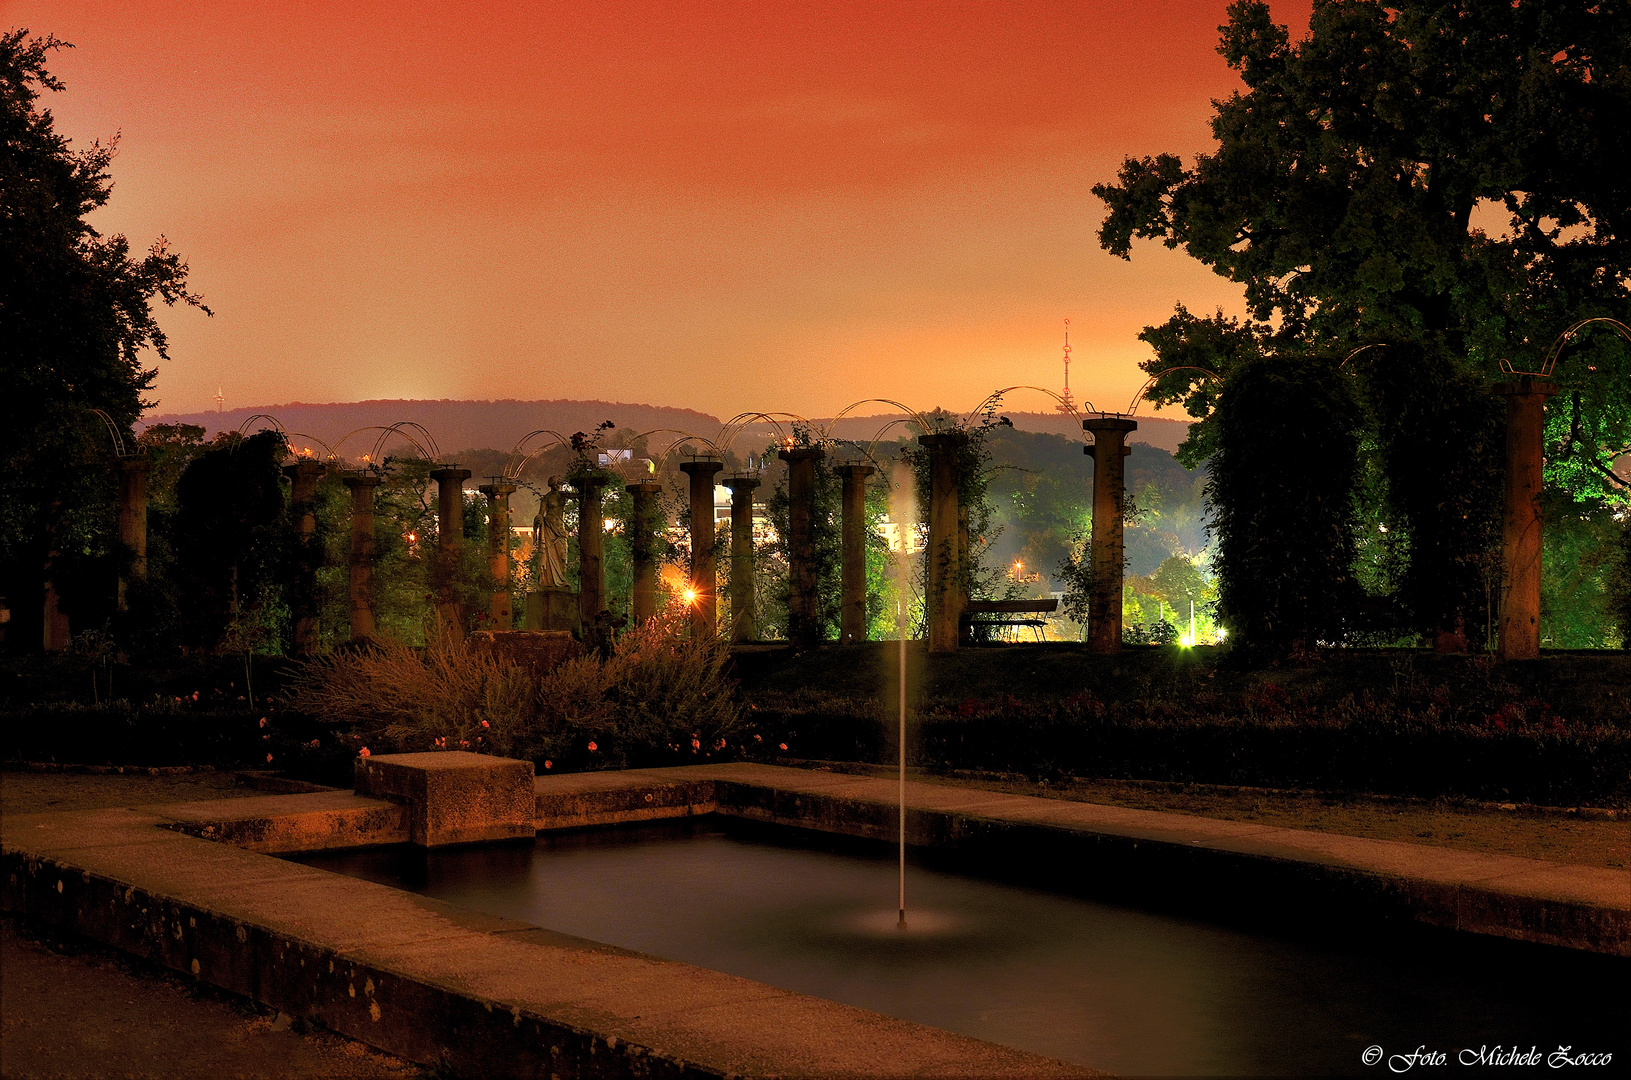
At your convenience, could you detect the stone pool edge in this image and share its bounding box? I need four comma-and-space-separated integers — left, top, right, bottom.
3, 760, 1624, 1079
1, 788, 1101, 1080
147, 761, 1626, 955
534, 763, 1630, 958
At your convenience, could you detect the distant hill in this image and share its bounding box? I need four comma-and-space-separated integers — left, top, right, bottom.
145, 399, 725, 459
737, 410, 1192, 455
147, 399, 1190, 458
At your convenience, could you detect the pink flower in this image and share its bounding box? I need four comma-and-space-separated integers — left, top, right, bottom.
258, 717, 267, 728
543, 760, 552, 769
778, 743, 788, 751
480, 720, 489, 729
691, 738, 701, 750
459, 739, 470, 749
360, 747, 371, 757
265, 753, 273, 764
587, 741, 598, 752
308, 739, 320, 749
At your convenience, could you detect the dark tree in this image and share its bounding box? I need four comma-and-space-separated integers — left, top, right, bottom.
1210, 356, 1360, 657
1097, 0, 1628, 374
171, 431, 290, 652
1093, 0, 1630, 645
1363, 343, 1504, 647
0, 31, 207, 651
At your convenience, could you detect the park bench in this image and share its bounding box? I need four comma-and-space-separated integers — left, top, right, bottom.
961, 597, 1059, 642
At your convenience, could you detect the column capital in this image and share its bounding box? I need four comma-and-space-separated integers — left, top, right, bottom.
834, 463, 876, 480
679, 459, 725, 478
429, 466, 472, 483
916, 432, 966, 450
1082, 414, 1139, 435
343, 472, 383, 490
777, 446, 825, 463
567, 468, 613, 492
477, 481, 517, 498
283, 459, 327, 481
723, 474, 761, 493
1495, 376, 1558, 399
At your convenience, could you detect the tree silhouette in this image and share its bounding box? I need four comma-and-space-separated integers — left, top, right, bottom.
0, 31, 208, 651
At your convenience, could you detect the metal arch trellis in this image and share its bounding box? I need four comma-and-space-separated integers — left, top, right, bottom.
87, 409, 131, 458
282, 432, 339, 462
368, 422, 441, 465
1124, 366, 1221, 419
962, 386, 1094, 436
326, 423, 442, 469
1501, 318, 1631, 378
716, 411, 815, 459
502, 429, 573, 481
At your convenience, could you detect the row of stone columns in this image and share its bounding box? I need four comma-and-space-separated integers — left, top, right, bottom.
102, 384, 1557, 659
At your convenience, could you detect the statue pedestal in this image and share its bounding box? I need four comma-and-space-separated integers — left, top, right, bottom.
525, 587, 580, 635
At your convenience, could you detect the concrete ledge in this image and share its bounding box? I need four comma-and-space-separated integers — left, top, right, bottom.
152, 791, 408, 853
534, 770, 717, 831
668, 764, 1629, 957
356, 752, 535, 847
2, 806, 1097, 1079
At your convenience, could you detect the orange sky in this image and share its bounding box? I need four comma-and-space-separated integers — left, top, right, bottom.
11, 0, 1311, 421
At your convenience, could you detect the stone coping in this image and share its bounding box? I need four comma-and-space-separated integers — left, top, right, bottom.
113, 761, 1631, 956
2, 786, 1098, 1078
520, 763, 1628, 956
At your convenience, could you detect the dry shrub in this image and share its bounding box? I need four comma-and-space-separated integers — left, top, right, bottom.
290, 615, 744, 770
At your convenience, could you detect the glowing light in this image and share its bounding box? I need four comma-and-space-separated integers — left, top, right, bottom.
1216, 627, 1228, 642
603, 517, 617, 531
406, 532, 417, 543
683, 588, 698, 604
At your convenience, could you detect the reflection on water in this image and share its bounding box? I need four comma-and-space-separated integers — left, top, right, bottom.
296, 819, 1627, 1077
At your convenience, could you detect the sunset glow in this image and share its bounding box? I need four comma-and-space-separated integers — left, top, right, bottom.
14, 0, 1311, 420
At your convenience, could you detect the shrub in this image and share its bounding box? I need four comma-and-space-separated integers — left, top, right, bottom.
288, 615, 745, 771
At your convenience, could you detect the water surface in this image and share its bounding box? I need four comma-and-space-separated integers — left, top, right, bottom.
296, 819, 1626, 1076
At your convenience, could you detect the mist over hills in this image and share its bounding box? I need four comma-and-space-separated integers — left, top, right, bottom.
148, 398, 1190, 458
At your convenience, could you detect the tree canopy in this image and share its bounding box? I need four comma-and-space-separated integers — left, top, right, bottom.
1095, 0, 1630, 485
1, 30, 208, 650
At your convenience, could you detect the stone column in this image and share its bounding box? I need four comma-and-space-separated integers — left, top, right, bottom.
836, 463, 875, 643
283, 459, 327, 655
478, 480, 517, 631
1496, 377, 1556, 661
115, 457, 152, 612
724, 475, 761, 641
625, 479, 663, 625
428, 466, 472, 634
956, 501, 971, 644
679, 459, 725, 639
778, 447, 825, 646
342, 473, 382, 641
1082, 416, 1138, 653
917, 434, 965, 654
572, 471, 609, 644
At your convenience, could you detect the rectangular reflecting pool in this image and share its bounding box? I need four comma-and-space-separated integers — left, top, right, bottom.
294, 819, 1626, 1077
